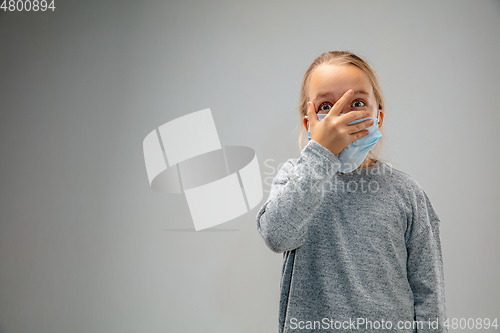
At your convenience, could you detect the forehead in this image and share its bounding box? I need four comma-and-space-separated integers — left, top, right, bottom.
308, 64, 373, 100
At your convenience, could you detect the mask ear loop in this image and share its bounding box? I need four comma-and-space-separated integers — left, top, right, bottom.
304, 115, 310, 140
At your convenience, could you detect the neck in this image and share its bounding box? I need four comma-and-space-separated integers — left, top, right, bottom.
359, 156, 376, 169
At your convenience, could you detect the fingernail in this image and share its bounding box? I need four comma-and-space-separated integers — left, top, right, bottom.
348, 89, 353, 95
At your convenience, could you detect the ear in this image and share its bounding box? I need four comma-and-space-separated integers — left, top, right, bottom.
377, 109, 384, 129
302, 116, 309, 131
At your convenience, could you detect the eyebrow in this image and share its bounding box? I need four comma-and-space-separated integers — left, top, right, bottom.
313, 90, 369, 101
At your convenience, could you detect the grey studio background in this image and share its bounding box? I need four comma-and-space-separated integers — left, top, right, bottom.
0, 0, 499, 332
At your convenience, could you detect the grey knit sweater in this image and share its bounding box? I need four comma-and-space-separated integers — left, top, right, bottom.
256, 140, 447, 333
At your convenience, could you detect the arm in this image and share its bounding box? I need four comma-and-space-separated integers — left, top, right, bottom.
406, 189, 448, 332
256, 139, 341, 253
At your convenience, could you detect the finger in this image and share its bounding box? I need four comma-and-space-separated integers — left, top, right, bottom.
346, 117, 374, 134
329, 89, 354, 116
348, 129, 370, 144
341, 109, 371, 124
306, 101, 318, 125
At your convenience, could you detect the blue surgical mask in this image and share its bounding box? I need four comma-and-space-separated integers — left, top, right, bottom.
307, 113, 382, 173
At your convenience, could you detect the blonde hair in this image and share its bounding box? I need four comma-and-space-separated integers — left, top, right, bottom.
297, 51, 385, 161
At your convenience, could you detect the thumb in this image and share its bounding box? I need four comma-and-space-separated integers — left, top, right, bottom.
306, 101, 318, 125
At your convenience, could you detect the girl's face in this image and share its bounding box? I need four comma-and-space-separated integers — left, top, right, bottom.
303, 64, 384, 130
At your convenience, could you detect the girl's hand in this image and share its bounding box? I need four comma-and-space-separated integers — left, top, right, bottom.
306, 89, 374, 156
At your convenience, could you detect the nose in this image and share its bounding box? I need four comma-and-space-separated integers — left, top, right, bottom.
339, 107, 354, 115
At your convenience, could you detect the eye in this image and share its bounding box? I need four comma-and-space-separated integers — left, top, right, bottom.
352, 99, 366, 108
318, 102, 333, 112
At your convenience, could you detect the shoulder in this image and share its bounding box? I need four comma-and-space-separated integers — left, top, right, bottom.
381, 162, 440, 222
378, 162, 434, 208
268, 158, 297, 184
380, 162, 424, 193
287, 158, 299, 167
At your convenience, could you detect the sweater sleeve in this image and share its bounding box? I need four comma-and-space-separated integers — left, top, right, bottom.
256, 140, 341, 253
406, 188, 448, 332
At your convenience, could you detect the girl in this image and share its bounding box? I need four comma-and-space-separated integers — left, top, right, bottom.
256, 51, 447, 333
